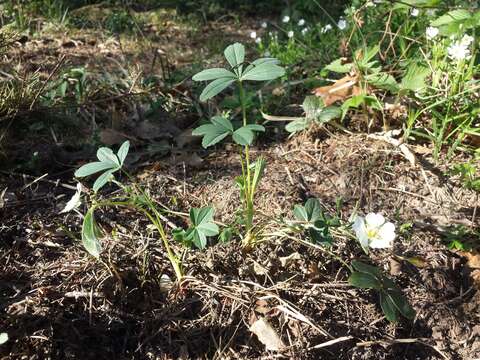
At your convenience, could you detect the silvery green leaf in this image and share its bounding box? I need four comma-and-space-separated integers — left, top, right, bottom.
251, 156, 266, 194
117, 140, 130, 166
285, 119, 309, 133
317, 106, 342, 123
81, 208, 103, 258
324, 58, 352, 73
75, 161, 116, 177
244, 58, 280, 73
96, 147, 120, 166
240, 63, 285, 81
60, 183, 82, 214
192, 68, 237, 81
0, 333, 8, 345
232, 126, 254, 146
92, 169, 115, 193
199, 78, 235, 102
224, 43, 245, 69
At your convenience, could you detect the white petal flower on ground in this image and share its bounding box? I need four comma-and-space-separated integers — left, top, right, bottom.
255, 37, 261, 44
60, 183, 82, 214
352, 213, 395, 250
322, 24, 333, 33
337, 18, 347, 30
298, 19, 305, 26
261, 22, 268, 29
301, 28, 308, 35
411, 8, 419, 17
287, 30, 294, 38
250, 31, 257, 39
282, 15, 290, 23
461, 34, 474, 46
447, 41, 471, 61
426, 26, 439, 40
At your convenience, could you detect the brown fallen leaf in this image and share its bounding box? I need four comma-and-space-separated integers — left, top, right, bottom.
460, 251, 480, 269
312, 75, 361, 106
249, 317, 285, 351
279, 252, 302, 267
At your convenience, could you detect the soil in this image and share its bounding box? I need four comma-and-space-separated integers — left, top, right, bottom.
1, 7, 480, 360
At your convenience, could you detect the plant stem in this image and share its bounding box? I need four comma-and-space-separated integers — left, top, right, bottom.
238, 81, 254, 239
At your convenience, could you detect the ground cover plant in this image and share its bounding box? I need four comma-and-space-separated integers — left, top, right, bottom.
0, 0, 480, 359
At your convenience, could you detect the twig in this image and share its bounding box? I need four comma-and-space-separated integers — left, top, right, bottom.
308, 336, 353, 350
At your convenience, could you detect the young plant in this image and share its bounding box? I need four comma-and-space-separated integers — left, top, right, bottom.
348, 260, 415, 322
192, 43, 285, 247
67, 141, 212, 281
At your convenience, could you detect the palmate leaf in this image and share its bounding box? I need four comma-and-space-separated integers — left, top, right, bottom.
224, 43, 245, 70
232, 124, 265, 146
81, 207, 103, 258
293, 198, 321, 223
192, 68, 236, 81
199, 78, 235, 102
187, 206, 219, 249
192, 115, 234, 148
240, 62, 285, 81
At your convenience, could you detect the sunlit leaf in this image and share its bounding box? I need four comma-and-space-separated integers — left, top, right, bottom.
324, 58, 352, 73
117, 140, 130, 166
75, 161, 115, 178
92, 169, 115, 193
192, 68, 237, 81
380, 291, 398, 322
232, 126, 255, 145
187, 206, 219, 250
241, 63, 285, 81
199, 78, 235, 102
224, 43, 245, 70
97, 147, 120, 166
430, 9, 472, 27
81, 208, 103, 258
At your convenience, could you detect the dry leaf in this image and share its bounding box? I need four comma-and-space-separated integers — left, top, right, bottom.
312, 75, 361, 106
390, 258, 402, 276
249, 317, 285, 351
461, 251, 480, 269
279, 252, 302, 267
255, 299, 271, 315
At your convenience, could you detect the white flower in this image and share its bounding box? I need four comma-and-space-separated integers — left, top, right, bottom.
250, 31, 257, 39
301, 27, 308, 35
287, 30, 294, 38
321, 24, 333, 33
411, 8, 419, 17
426, 26, 439, 40
352, 213, 395, 250
461, 34, 474, 46
60, 183, 82, 214
261, 22, 268, 29
337, 18, 347, 30
282, 15, 290, 23
255, 37, 261, 44
447, 41, 471, 61
298, 19, 305, 26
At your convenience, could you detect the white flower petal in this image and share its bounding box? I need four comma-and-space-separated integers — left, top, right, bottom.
365, 213, 385, 228
370, 222, 395, 248
352, 216, 369, 249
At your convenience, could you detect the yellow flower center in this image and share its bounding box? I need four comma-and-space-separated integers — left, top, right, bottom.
366, 228, 379, 239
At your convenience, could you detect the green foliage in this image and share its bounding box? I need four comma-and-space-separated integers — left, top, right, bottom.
451, 158, 480, 192
75, 141, 129, 192
174, 207, 220, 249
81, 207, 103, 258
349, 260, 416, 322
293, 198, 338, 246
286, 96, 341, 134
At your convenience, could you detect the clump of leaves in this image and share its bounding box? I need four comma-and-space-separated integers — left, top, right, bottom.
451, 160, 480, 192
293, 198, 338, 246
349, 260, 415, 322
173, 207, 219, 249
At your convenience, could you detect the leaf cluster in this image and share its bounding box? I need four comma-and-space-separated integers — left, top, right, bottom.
348, 260, 416, 322
173, 207, 219, 249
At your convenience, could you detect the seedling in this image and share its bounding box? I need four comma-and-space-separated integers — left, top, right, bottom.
68, 140, 217, 281
349, 260, 415, 322
192, 42, 285, 247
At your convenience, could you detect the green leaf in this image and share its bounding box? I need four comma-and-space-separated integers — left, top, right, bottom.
187, 206, 219, 250
366, 73, 399, 93
431, 9, 472, 27
351, 260, 383, 277
92, 169, 115, 193
192, 116, 234, 148
97, 147, 120, 166
219, 227, 233, 243
324, 58, 352, 73
241, 63, 285, 81
400, 64, 430, 92
117, 140, 130, 166
251, 156, 266, 194
303, 96, 324, 121
317, 106, 342, 123
245, 124, 265, 132
224, 43, 245, 69
293, 198, 322, 222
199, 78, 235, 102
386, 289, 416, 319
380, 291, 399, 322
232, 126, 255, 145
192, 68, 237, 81
349, 272, 382, 289
309, 220, 333, 246
75, 161, 116, 177
81, 208, 103, 258
285, 119, 309, 133
0, 333, 8, 345
244, 57, 281, 73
